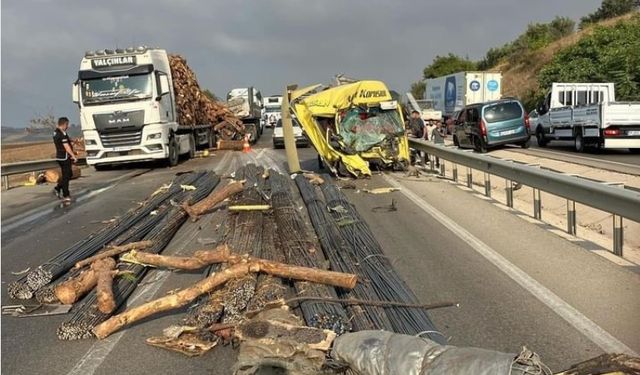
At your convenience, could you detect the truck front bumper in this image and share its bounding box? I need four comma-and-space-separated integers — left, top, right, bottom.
83, 124, 170, 166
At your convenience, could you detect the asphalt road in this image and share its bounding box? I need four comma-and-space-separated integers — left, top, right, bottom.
2, 127, 639, 374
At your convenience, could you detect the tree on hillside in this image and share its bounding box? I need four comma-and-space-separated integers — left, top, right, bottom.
580, 0, 640, 27
410, 81, 426, 100
202, 89, 219, 101
539, 14, 640, 100
423, 53, 477, 79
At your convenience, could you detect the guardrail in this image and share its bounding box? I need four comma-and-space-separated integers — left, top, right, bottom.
408, 138, 640, 257
1, 158, 87, 190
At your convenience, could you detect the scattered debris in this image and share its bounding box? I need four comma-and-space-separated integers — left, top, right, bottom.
2, 304, 72, 317
361, 187, 400, 194
11, 268, 30, 276
372, 199, 398, 213
227, 205, 271, 212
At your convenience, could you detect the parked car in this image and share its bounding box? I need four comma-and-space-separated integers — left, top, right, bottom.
453, 99, 531, 153
272, 117, 308, 149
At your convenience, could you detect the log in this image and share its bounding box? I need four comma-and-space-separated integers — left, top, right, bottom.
181, 180, 245, 221
94, 257, 358, 339
54, 268, 98, 305
216, 139, 244, 151
93, 263, 251, 339
122, 250, 357, 289
228, 205, 271, 212
74, 240, 154, 269
92, 258, 117, 314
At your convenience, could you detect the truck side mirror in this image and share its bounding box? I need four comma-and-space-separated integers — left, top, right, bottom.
157, 74, 170, 100
72, 82, 80, 104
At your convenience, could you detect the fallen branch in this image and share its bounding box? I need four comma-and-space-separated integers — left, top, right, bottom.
122, 251, 357, 289
228, 205, 271, 212
92, 258, 117, 314
280, 297, 458, 310
74, 240, 154, 269
181, 180, 245, 221
93, 258, 358, 339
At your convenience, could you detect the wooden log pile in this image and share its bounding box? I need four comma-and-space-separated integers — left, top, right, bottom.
168, 55, 245, 140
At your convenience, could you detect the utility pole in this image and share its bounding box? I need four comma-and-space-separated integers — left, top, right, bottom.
282, 84, 301, 174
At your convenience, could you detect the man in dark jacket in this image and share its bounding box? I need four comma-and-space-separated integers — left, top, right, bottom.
407, 110, 424, 138
53, 117, 77, 203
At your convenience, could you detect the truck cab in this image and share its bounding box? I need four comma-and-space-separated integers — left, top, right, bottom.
535, 83, 640, 152
263, 95, 283, 128
73, 47, 191, 169
226, 87, 263, 142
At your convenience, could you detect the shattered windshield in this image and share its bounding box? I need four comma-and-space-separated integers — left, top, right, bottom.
81, 73, 153, 105
338, 107, 404, 152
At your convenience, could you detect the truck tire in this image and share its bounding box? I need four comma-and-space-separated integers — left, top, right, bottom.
94, 164, 109, 171
167, 137, 179, 167
536, 127, 547, 147
248, 125, 258, 145
188, 134, 196, 159
574, 133, 584, 152
473, 136, 487, 153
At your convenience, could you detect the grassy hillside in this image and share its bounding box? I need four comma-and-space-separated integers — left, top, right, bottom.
496, 12, 638, 109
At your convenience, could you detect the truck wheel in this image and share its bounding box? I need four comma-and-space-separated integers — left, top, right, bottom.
94, 164, 109, 171
536, 128, 547, 147
574, 134, 584, 152
167, 137, 179, 167
473, 136, 487, 153
188, 134, 196, 159
249, 126, 258, 145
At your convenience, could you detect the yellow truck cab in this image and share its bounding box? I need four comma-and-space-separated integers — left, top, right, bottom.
290, 80, 409, 177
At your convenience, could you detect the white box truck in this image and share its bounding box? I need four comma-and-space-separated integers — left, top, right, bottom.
73, 47, 211, 170
533, 82, 640, 152
425, 71, 502, 116
263, 95, 283, 128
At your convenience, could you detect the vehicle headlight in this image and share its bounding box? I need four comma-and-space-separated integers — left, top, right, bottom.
85, 139, 97, 145
147, 132, 162, 140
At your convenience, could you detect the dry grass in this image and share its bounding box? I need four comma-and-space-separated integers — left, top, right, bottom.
1, 143, 57, 163
498, 12, 638, 101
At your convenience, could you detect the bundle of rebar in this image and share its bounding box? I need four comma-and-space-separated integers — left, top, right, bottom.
319, 177, 443, 342
295, 175, 394, 332
57, 172, 219, 340
8, 172, 204, 300
270, 172, 350, 335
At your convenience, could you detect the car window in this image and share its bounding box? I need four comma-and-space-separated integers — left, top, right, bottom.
483, 102, 523, 123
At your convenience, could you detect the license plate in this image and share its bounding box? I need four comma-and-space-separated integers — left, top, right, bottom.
112, 146, 130, 152
500, 129, 518, 136
628, 130, 640, 136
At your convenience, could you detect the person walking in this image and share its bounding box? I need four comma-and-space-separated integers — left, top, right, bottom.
53, 117, 77, 204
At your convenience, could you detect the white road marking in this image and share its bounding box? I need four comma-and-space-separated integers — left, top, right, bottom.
384, 173, 638, 356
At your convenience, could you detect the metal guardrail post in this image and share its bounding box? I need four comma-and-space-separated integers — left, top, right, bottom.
533, 189, 542, 220
567, 200, 577, 235
604, 182, 625, 256
484, 173, 491, 197
2, 175, 9, 190
466, 167, 473, 188
505, 180, 514, 208
452, 164, 458, 182
440, 161, 445, 176
429, 154, 435, 171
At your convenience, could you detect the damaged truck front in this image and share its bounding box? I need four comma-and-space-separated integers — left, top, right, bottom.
290, 81, 410, 177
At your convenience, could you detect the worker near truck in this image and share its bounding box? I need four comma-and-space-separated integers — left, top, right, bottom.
407, 110, 424, 138
53, 117, 77, 203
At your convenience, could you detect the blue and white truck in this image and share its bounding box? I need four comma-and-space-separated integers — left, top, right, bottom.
425, 71, 502, 117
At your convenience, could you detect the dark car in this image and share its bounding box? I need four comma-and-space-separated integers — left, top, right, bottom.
453, 99, 531, 153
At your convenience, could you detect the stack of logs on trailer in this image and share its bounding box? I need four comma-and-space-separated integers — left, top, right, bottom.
168, 55, 245, 140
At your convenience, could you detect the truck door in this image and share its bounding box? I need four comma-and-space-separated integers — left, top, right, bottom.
156, 71, 174, 123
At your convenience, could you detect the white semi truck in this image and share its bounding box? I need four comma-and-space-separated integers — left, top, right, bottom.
73, 47, 212, 169
226, 87, 263, 143
534, 83, 640, 152
263, 95, 283, 128
425, 71, 502, 116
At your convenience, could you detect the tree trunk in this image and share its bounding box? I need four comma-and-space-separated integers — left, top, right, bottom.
54, 268, 98, 305
126, 245, 229, 270
181, 180, 245, 221
92, 258, 117, 314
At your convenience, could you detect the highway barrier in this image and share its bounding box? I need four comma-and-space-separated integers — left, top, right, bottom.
409, 139, 640, 257
1, 158, 87, 190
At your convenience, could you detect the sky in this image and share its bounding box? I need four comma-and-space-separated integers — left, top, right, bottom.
1, 0, 602, 127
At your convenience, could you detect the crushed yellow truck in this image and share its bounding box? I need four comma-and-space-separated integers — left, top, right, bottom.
290, 80, 410, 177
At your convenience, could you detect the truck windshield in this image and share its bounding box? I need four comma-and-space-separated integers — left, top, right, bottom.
339, 107, 404, 152
483, 102, 523, 123
81, 73, 153, 105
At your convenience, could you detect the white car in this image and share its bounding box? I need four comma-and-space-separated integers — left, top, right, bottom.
273, 118, 308, 149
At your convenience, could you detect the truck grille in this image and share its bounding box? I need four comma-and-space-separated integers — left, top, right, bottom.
100, 130, 142, 147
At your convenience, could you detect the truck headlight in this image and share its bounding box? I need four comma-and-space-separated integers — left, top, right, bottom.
85, 139, 97, 145
147, 132, 162, 140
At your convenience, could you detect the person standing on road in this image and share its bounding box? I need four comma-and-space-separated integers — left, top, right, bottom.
430, 121, 446, 168
53, 117, 77, 203
407, 110, 424, 138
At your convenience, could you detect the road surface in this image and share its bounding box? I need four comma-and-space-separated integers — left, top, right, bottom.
2, 127, 639, 374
